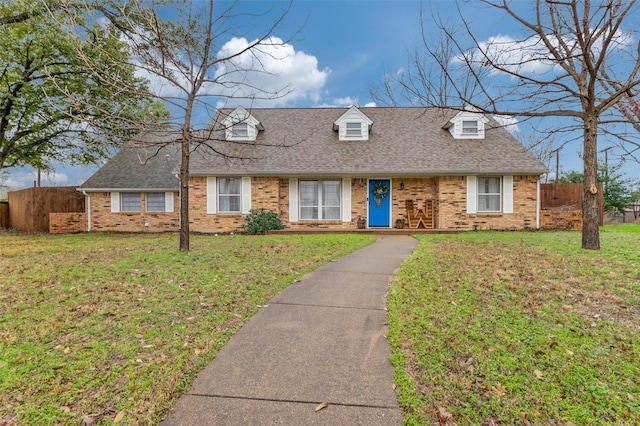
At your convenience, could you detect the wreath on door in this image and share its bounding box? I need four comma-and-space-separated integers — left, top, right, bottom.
372, 182, 389, 208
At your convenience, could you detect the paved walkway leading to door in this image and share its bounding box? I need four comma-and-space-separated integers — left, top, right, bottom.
160, 235, 418, 425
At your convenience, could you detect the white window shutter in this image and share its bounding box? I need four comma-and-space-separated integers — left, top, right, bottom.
466, 176, 477, 214
289, 178, 299, 222
206, 177, 217, 214
503, 175, 513, 213
241, 177, 252, 214
341, 178, 352, 222
165, 192, 174, 213
111, 192, 120, 213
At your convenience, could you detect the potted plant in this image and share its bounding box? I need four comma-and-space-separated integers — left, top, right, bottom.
395, 217, 406, 229
357, 216, 366, 229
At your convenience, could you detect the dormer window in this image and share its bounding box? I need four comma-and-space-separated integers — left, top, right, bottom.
333, 106, 373, 141
443, 109, 489, 139
222, 106, 263, 141
346, 122, 362, 137
462, 121, 478, 135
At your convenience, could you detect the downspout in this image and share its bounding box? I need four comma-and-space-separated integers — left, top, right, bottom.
536, 179, 541, 230
81, 190, 91, 232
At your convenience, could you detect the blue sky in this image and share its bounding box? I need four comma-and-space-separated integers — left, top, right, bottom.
3, 0, 639, 191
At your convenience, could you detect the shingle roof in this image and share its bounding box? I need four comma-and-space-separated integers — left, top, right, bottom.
81, 107, 548, 190
79, 131, 181, 190
189, 107, 548, 177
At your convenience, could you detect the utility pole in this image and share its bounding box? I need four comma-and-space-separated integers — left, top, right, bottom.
550, 147, 561, 181
600, 146, 613, 180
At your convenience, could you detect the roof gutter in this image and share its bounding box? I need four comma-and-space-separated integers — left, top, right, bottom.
79, 188, 179, 192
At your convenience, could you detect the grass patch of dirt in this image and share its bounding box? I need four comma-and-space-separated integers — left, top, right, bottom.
388, 227, 639, 426
0, 232, 374, 425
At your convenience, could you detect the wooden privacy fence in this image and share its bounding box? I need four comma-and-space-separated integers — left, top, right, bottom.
0, 201, 8, 229
7, 187, 85, 232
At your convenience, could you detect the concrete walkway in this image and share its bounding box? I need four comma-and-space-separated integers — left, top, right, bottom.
161, 235, 418, 425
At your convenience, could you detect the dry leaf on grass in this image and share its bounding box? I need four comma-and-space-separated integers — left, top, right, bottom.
113, 411, 124, 423
437, 406, 457, 426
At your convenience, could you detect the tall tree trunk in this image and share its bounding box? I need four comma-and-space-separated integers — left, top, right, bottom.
582, 113, 600, 250
179, 129, 190, 252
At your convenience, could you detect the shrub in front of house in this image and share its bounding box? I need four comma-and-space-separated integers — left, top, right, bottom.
243, 208, 285, 235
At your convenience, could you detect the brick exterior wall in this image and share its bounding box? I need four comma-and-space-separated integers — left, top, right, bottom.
86, 175, 544, 233
437, 175, 540, 230
88, 192, 180, 232
49, 212, 88, 234
189, 177, 245, 232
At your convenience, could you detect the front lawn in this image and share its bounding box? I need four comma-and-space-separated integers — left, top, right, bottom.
0, 232, 374, 425
389, 226, 640, 425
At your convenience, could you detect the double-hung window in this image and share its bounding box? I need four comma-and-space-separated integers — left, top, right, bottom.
121, 192, 141, 212
232, 123, 248, 138
477, 177, 501, 212
146, 193, 165, 212
218, 177, 241, 212
300, 179, 341, 220
345, 122, 362, 137
462, 120, 478, 134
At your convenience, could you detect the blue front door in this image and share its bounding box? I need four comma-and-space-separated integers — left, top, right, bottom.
368, 179, 391, 227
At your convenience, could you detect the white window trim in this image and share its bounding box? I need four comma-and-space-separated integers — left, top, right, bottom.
218, 177, 242, 213
477, 176, 502, 213
299, 179, 342, 221
121, 192, 141, 212
462, 120, 478, 134
232, 123, 249, 138
145, 192, 166, 212
206, 177, 250, 214
345, 122, 362, 137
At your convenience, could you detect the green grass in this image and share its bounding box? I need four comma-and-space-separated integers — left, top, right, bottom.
388, 226, 640, 425
0, 232, 375, 425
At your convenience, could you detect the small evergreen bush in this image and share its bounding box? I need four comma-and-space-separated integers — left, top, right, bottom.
243, 208, 285, 235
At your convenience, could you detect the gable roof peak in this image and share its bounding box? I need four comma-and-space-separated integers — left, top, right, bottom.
333, 105, 373, 130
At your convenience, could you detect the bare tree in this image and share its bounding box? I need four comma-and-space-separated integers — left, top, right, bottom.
370, 10, 482, 107
385, 0, 640, 250
55, 0, 294, 251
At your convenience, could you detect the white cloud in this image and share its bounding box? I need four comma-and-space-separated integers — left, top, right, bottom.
332, 96, 359, 107
213, 37, 330, 108
459, 29, 633, 78
3, 170, 69, 191
458, 34, 558, 76
493, 114, 520, 133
